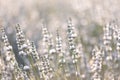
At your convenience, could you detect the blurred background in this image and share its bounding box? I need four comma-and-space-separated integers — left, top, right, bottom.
0, 0, 120, 50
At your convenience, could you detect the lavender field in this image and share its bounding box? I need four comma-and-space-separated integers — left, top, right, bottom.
0, 0, 120, 80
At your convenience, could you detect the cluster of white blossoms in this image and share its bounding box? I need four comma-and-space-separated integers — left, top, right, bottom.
112, 22, 120, 60
90, 46, 103, 80
103, 21, 120, 59
39, 24, 56, 60
56, 30, 66, 67
39, 56, 54, 80
67, 18, 77, 51
67, 18, 80, 63
39, 24, 50, 55
56, 30, 62, 53
15, 25, 39, 80
0, 19, 120, 80
66, 18, 82, 80
37, 25, 55, 79
48, 34, 56, 61
103, 22, 112, 52
28, 41, 43, 79
15, 24, 30, 70
103, 22, 120, 80
116, 30, 120, 60
1, 28, 25, 80
29, 42, 40, 65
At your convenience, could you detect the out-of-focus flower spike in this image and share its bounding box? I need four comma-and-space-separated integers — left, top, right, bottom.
1, 28, 12, 51
42, 23, 49, 43
90, 46, 103, 80
103, 23, 112, 51
39, 55, 54, 79
15, 24, 31, 71
56, 30, 66, 67
30, 41, 40, 63
56, 29, 62, 53
116, 28, 120, 60
38, 23, 50, 55
1, 27, 25, 80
